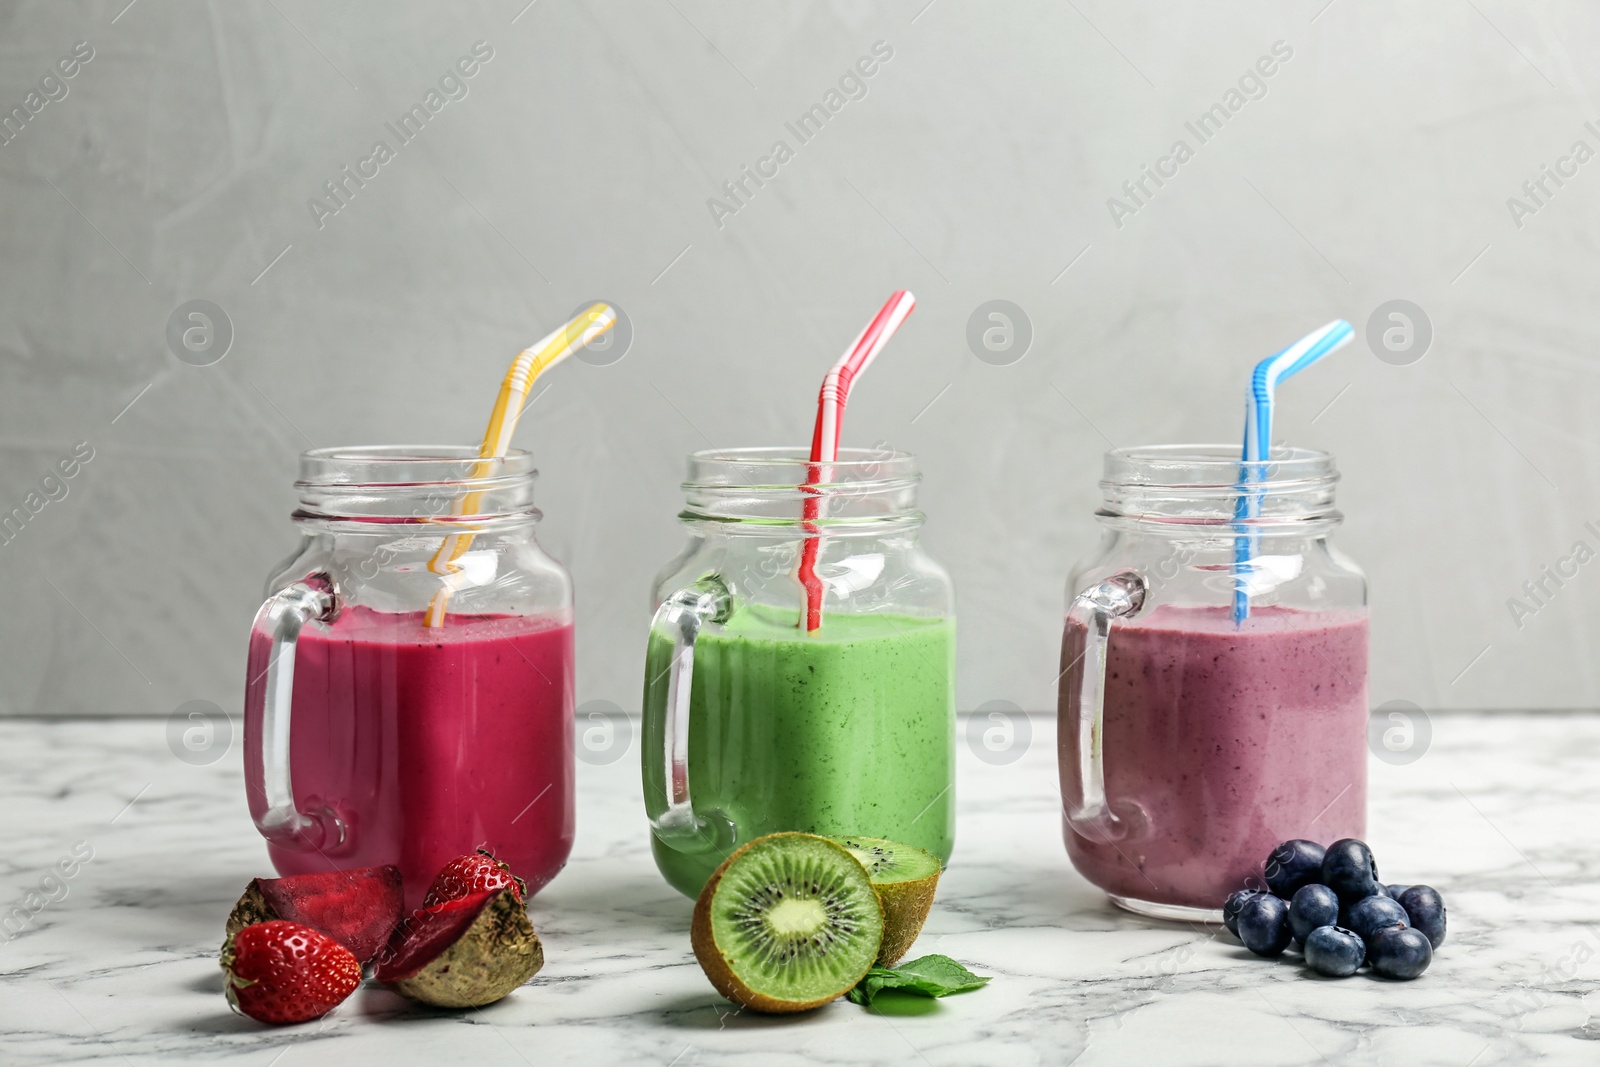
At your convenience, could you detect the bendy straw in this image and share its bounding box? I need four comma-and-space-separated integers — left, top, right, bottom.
1232, 318, 1353, 624
797, 290, 916, 632
424, 303, 617, 627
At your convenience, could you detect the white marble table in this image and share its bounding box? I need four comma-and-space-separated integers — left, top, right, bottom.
1, 713, 1596, 1065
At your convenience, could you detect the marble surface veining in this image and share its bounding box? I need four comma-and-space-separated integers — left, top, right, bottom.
0, 713, 1596, 1065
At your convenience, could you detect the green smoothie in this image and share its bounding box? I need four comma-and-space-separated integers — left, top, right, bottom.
643, 603, 956, 898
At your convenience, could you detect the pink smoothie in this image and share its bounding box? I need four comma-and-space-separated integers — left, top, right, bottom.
245, 605, 573, 910
1059, 603, 1368, 910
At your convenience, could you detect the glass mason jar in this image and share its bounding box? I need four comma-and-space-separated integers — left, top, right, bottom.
1058, 445, 1368, 921
641, 447, 956, 898
243, 446, 574, 909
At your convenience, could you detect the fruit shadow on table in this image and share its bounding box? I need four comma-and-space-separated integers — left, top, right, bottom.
645, 991, 854, 1030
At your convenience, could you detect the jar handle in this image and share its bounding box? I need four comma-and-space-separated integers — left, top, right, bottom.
249, 574, 344, 849
1061, 570, 1147, 843
644, 575, 734, 855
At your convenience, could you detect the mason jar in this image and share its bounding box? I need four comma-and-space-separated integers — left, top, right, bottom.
243, 445, 574, 909
640, 447, 956, 898
1059, 445, 1368, 921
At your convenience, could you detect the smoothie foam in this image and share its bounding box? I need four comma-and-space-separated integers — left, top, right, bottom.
646, 604, 955, 898
245, 605, 573, 910
1059, 603, 1368, 909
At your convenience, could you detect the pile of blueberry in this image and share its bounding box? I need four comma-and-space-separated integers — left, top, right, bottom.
1223, 838, 1446, 980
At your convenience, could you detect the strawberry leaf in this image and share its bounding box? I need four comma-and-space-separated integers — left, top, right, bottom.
847, 954, 991, 1006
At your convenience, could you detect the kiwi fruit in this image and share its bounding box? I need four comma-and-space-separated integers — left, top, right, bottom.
829, 836, 941, 966
691, 833, 883, 1013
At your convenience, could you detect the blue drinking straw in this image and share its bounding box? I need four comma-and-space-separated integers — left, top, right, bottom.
1233, 319, 1354, 624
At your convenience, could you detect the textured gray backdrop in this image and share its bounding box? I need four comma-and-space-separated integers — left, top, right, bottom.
2, 0, 1598, 717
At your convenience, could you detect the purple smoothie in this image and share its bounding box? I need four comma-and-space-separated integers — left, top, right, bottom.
1059, 603, 1368, 910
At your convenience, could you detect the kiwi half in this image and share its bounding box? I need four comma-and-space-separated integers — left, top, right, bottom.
830, 836, 942, 966
691, 833, 883, 1013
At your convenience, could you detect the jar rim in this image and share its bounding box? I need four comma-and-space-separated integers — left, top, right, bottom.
679, 446, 922, 527
685, 445, 915, 477
296, 445, 537, 488
1102, 444, 1335, 486
291, 445, 539, 528
1098, 443, 1340, 528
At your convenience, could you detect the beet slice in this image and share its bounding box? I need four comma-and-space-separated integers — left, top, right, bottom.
374, 888, 498, 982
374, 887, 543, 1007
225, 865, 403, 964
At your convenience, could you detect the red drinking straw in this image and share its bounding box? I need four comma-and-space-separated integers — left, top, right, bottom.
797, 290, 917, 632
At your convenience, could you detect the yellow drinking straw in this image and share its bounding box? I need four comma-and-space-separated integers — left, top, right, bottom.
423, 303, 617, 627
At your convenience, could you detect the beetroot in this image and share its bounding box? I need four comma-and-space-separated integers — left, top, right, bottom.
226, 865, 403, 964
375, 887, 542, 1008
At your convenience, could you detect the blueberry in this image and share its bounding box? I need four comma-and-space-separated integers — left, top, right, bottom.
1237, 893, 1293, 957
1384, 883, 1412, 901
1288, 884, 1340, 944
1368, 926, 1433, 979
1303, 926, 1365, 977
1396, 885, 1447, 948
1321, 838, 1380, 901
1265, 839, 1327, 898
1334, 901, 1371, 957
1345, 894, 1408, 942
1223, 889, 1266, 936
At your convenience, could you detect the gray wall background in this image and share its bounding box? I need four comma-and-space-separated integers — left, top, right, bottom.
3, 0, 1599, 717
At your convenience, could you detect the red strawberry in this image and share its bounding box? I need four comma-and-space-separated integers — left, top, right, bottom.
422, 849, 527, 908
221, 920, 361, 1025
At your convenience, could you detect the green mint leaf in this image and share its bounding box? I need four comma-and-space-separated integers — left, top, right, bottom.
849, 954, 991, 1006
890, 954, 990, 991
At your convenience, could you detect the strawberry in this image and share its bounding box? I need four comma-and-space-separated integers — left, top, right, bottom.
422, 849, 527, 908
221, 920, 361, 1025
